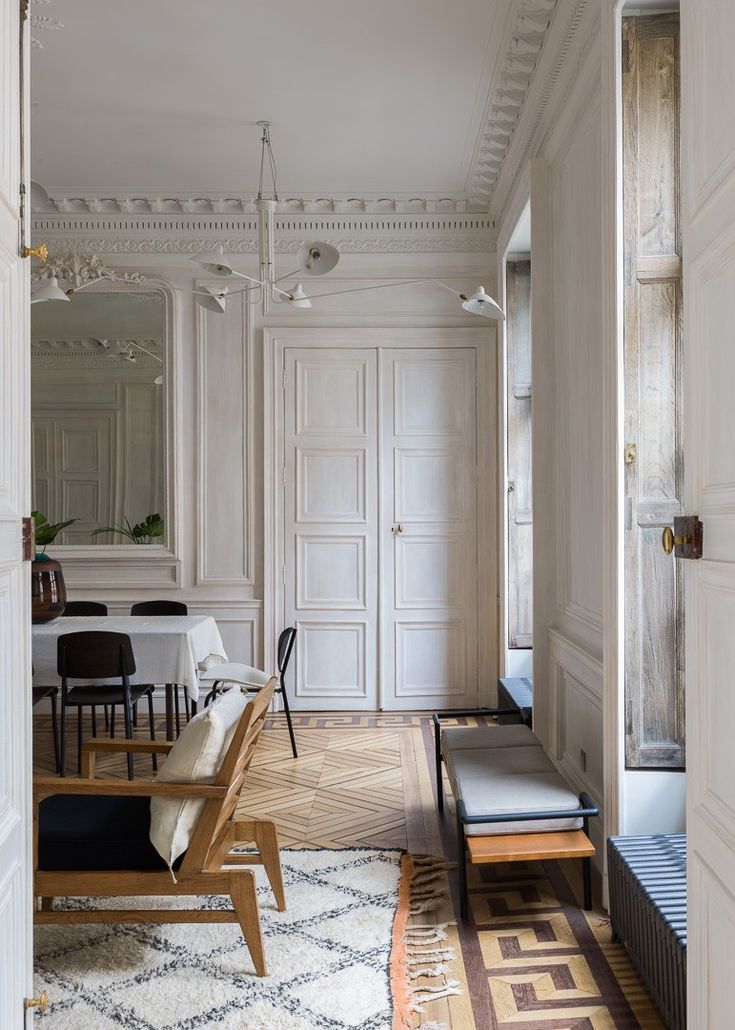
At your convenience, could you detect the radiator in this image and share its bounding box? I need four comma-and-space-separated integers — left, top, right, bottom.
607, 834, 686, 1030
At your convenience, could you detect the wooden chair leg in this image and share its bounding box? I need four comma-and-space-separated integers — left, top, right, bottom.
103, 704, 110, 730
91, 704, 98, 737
50, 690, 60, 775
230, 870, 266, 977
253, 818, 286, 911
40, 897, 54, 912
110, 705, 116, 738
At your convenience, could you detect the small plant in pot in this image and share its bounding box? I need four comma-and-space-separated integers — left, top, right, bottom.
31, 511, 76, 624
92, 513, 164, 544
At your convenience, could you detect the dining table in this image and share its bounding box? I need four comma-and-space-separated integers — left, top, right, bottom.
32, 614, 228, 740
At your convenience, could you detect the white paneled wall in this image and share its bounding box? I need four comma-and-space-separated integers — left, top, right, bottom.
38, 245, 496, 687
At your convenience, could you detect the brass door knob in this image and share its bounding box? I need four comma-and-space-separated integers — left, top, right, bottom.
662, 526, 690, 555
23, 243, 48, 263
25, 992, 49, 1014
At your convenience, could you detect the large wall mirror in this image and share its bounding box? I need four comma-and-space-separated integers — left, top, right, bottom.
31, 287, 172, 550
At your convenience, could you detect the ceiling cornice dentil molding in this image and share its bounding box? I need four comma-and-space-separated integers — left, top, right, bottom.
31, 195, 487, 215
468, 0, 559, 203
31, 212, 496, 255
488, 0, 599, 223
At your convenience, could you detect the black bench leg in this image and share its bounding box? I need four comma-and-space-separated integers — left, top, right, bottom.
435, 719, 443, 812
457, 812, 468, 920
582, 856, 592, 911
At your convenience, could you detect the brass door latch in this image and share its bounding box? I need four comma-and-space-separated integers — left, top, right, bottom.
25, 992, 49, 1014
662, 515, 703, 559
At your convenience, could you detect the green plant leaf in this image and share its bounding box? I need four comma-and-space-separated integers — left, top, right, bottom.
32, 511, 77, 545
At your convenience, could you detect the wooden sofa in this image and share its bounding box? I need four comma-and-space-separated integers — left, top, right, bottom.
433, 710, 599, 918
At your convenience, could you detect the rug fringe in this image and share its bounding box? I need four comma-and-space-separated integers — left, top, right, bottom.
390, 855, 463, 1030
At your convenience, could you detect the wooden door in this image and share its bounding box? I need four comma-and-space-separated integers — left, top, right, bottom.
283, 348, 379, 710
505, 261, 533, 650
0, 0, 33, 1023
622, 14, 684, 768
381, 348, 478, 710
681, 1, 735, 1023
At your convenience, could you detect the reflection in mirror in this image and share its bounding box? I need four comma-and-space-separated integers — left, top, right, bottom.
31, 290, 166, 546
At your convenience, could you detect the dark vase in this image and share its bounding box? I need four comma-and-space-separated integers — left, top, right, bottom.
31, 555, 67, 624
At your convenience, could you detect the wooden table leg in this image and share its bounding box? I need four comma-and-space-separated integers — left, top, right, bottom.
165, 684, 175, 740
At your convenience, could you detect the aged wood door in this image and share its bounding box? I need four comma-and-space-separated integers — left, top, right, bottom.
622, 14, 684, 768
0, 0, 34, 1024
681, 0, 735, 1023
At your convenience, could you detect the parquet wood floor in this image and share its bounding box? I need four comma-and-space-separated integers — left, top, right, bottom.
32, 710, 664, 1029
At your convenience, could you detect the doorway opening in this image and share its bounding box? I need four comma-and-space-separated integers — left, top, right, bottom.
503, 204, 533, 680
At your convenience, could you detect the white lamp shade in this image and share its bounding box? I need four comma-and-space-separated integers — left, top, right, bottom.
461, 286, 505, 321
287, 283, 312, 309
195, 285, 227, 313
31, 276, 70, 304
190, 245, 234, 277
297, 241, 339, 276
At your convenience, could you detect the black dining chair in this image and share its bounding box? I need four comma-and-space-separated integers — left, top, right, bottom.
58, 631, 156, 779
62, 600, 110, 730
32, 685, 60, 775
201, 626, 299, 758
63, 601, 109, 617
130, 599, 191, 736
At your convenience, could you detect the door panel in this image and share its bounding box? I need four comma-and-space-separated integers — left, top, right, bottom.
285, 349, 378, 710
682, 1, 735, 1023
0, 0, 32, 1023
382, 350, 478, 710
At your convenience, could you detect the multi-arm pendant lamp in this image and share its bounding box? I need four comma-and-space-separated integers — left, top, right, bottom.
31, 123, 504, 321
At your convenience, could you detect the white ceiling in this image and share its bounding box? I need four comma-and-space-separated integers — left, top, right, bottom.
30, 0, 518, 203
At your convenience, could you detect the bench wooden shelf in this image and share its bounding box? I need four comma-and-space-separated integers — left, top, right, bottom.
467, 828, 595, 865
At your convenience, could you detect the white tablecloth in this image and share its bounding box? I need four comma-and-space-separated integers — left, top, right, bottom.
32, 615, 228, 701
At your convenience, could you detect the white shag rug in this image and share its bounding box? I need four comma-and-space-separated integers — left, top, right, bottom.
34, 849, 457, 1030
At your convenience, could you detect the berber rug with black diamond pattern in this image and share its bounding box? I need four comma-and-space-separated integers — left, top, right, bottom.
33, 849, 459, 1030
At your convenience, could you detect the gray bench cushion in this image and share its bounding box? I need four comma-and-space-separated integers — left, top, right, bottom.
441, 723, 538, 752
446, 745, 555, 783
445, 744, 583, 835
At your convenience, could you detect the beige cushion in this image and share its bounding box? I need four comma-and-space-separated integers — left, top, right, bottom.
149, 688, 247, 868
441, 723, 538, 753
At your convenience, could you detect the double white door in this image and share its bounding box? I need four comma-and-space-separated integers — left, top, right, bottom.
280, 338, 484, 711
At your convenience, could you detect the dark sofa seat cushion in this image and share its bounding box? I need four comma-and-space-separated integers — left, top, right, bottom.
39, 794, 182, 872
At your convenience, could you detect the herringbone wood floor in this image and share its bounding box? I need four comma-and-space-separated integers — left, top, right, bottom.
33, 710, 663, 1029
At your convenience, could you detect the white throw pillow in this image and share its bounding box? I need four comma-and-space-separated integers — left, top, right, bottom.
150, 688, 248, 870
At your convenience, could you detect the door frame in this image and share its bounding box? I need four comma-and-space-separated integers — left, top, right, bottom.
263, 327, 497, 710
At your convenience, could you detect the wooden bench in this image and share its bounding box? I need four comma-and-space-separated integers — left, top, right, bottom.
433, 712, 599, 918
608, 834, 686, 1030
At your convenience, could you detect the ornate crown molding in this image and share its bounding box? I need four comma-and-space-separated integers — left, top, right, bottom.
30, 0, 64, 49
32, 253, 146, 287
31, 337, 163, 369
468, 0, 559, 203
32, 194, 487, 215
31, 212, 496, 255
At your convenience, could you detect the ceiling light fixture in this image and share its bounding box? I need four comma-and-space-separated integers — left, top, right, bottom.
30, 125, 504, 321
